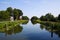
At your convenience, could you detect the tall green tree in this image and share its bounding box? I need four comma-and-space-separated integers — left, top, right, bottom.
13, 8, 23, 20
17, 9, 23, 16
6, 7, 13, 16
16, 9, 23, 20
13, 8, 19, 20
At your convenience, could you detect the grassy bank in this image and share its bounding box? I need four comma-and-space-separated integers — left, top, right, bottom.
0, 20, 29, 31
35, 20, 60, 31
35, 20, 60, 24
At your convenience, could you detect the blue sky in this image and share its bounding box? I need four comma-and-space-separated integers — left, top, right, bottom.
0, 0, 60, 18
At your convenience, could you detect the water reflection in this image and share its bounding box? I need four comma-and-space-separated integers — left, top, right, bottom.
0, 20, 29, 36
0, 20, 60, 40
40, 22, 60, 38
0, 25, 23, 36
22, 20, 29, 24
31, 20, 37, 25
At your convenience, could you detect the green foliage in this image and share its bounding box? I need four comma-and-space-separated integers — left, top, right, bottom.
45, 13, 54, 21
0, 20, 28, 30
13, 8, 23, 20
40, 13, 58, 22
22, 16, 29, 20
0, 11, 10, 21
31, 16, 39, 25
0, 7, 23, 21
6, 7, 13, 15
17, 9, 23, 16
31, 16, 38, 21
40, 16, 47, 21
13, 8, 19, 20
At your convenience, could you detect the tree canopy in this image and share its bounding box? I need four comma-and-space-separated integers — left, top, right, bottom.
22, 16, 29, 20
40, 13, 60, 22
31, 16, 38, 21
0, 11, 10, 21
0, 7, 23, 21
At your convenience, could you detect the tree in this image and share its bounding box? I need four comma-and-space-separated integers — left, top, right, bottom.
3, 11, 10, 20
31, 16, 38, 25
54, 17, 58, 22
58, 14, 60, 21
0, 7, 23, 21
17, 9, 23, 16
22, 16, 29, 20
40, 13, 56, 21
13, 8, 23, 20
31, 16, 38, 21
45, 13, 54, 21
16, 9, 23, 20
6, 7, 13, 16
40, 16, 47, 21
0, 11, 10, 21
13, 8, 19, 20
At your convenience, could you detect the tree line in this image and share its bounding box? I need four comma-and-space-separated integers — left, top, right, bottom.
0, 7, 29, 21
31, 13, 60, 22
0, 7, 60, 22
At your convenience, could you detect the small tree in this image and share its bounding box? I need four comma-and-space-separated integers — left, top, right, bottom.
22, 16, 29, 20
31, 16, 38, 21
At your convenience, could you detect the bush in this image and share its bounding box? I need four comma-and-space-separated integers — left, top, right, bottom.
22, 16, 29, 20
31, 16, 38, 21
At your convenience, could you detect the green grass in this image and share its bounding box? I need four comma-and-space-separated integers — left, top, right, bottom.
0, 20, 28, 25
0, 20, 28, 31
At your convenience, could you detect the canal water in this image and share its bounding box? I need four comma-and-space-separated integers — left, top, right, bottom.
0, 21, 60, 40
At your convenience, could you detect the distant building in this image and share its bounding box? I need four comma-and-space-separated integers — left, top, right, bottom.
10, 16, 14, 21
19, 16, 22, 20
10, 13, 14, 21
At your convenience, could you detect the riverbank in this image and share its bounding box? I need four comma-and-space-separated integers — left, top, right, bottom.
34, 20, 60, 32
35, 20, 60, 24
0, 20, 29, 31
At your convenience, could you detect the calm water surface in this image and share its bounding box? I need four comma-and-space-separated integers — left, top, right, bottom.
0, 21, 60, 40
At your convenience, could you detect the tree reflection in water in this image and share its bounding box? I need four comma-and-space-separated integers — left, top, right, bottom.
22, 20, 29, 24
31, 20, 38, 25
40, 22, 60, 38
0, 20, 29, 36
1, 25, 23, 36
